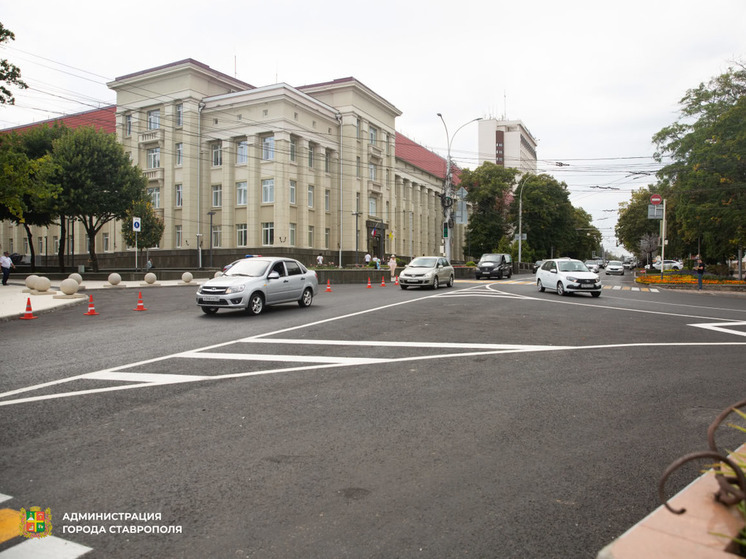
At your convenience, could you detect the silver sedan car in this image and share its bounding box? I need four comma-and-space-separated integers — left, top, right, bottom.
196, 257, 318, 315
399, 256, 454, 289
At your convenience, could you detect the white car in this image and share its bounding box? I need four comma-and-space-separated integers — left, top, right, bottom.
653, 259, 684, 271
536, 258, 601, 297
605, 261, 625, 275
584, 260, 600, 273
399, 256, 454, 289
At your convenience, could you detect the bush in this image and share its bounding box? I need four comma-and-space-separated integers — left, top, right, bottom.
708, 264, 731, 277
465, 261, 476, 267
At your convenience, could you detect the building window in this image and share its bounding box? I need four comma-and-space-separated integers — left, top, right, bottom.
308, 226, 314, 247
290, 137, 297, 162
102, 233, 110, 252
369, 125, 377, 145
125, 114, 132, 136
148, 187, 161, 208
212, 142, 222, 167
236, 140, 248, 164
175, 225, 182, 247
262, 222, 274, 245
175, 184, 183, 207
308, 143, 314, 168
175, 104, 183, 127
356, 192, 360, 212
147, 109, 160, 130
325, 150, 331, 173
356, 118, 360, 139
325, 189, 330, 212
289, 180, 296, 204
262, 179, 275, 204
325, 228, 330, 249
147, 147, 160, 169
386, 133, 390, 155
289, 223, 296, 246
212, 185, 222, 207
307, 185, 314, 208
175, 142, 183, 166
356, 156, 361, 178
211, 226, 221, 248
236, 181, 247, 206
369, 163, 377, 181
53, 236, 58, 253
369, 196, 377, 216
236, 223, 247, 246
262, 136, 275, 160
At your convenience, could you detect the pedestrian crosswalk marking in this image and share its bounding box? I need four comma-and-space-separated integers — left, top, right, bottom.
0, 504, 92, 558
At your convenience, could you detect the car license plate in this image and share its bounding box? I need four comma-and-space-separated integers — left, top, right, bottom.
580, 285, 593, 288
202, 296, 220, 302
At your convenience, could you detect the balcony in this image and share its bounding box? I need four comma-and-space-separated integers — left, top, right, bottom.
138, 129, 163, 144
143, 168, 164, 182
368, 142, 382, 160
367, 180, 382, 193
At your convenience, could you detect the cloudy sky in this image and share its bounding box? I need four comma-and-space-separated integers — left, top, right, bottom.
2, 0, 745, 254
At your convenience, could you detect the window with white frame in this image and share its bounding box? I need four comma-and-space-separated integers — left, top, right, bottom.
147, 109, 160, 130
307, 185, 314, 208
325, 228, 330, 249
102, 233, 110, 252
307, 226, 314, 247
289, 180, 296, 204
356, 156, 361, 177
289, 223, 296, 246
262, 222, 274, 245
125, 114, 132, 136
175, 142, 183, 166
212, 185, 222, 207
176, 104, 183, 127
308, 143, 314, 168
212, 142, 222, 166
325, 150, 331, 172
148, 187, 161, 208
175, 225, 182, 247
325, 189, 330, 212
175, 184, 183, 207
262, 179, 275, 203
147, 147, 160, 169
236, 223, 247, 246
262, 136, 275, 160
369, 162, 377, 181
236, 140, 248, 164
290, 137, 297, 162
369, 196, 377, 216
369, 125, 377, 145
236, 181, 247, 206
53, 236, 58, 253
211, 225, 221, 248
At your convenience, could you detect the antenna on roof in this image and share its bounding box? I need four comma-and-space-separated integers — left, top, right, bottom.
503, 90, 507, 121
234, 55, 237, 78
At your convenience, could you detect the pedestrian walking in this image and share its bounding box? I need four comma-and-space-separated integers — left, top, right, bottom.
364, 252, 371, 266
695, 258, 705, 290
388, 254, 397, 281
0, 251, 14, 285
316, 253, 324, 266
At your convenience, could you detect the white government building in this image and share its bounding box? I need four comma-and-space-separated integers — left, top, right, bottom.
1, 58, 474, 270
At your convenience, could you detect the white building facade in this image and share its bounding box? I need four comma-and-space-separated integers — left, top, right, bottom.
477, 118, 538, 173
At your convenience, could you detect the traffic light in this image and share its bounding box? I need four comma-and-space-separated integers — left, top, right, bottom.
443, 223, 448, 238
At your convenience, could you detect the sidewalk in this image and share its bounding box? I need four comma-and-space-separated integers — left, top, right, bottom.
0, 276, 207, 320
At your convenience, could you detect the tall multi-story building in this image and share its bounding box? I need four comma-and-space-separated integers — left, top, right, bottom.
477, 118, 538, 173
0, 59, 468, 268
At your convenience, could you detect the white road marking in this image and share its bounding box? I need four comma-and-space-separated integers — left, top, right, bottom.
689, 321, 746, 338
0, 535, 92, 558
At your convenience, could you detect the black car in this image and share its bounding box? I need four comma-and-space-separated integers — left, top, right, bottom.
475, 253, 513, 280
532, 260, 545, 273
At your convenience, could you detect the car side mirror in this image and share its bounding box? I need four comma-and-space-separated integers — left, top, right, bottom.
268, 271, 280, 280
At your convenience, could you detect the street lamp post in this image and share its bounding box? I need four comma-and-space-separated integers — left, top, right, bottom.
352, 211, 362, 266
207, 211, 216, 268
437, 114, 481, 262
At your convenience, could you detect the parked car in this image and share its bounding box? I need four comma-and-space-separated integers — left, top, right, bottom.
584, 260, 600, 273
532, 260, 545, 273
652, 259, 684, 271
196, 256, 318, 315
605, 260, 625, 275
475, 253, 513, 280
536, 258, 601, 297
399, 256, 454, 289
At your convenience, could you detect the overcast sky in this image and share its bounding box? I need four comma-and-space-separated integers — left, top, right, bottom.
2, 0, 745, 254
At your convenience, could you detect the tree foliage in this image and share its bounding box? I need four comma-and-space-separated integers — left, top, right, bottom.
52, 127, 149, 271
0, 23, 27, 105
121, 199, 165, 254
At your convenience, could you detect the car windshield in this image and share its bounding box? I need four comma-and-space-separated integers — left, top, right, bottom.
558, 261, 588, 272
409, 257, 437, 268
224, 259, 270, 277
609, 261, 622, 266
480, 256, 500, 263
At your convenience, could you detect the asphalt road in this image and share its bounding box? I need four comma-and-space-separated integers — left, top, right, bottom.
2, 274, 746, 558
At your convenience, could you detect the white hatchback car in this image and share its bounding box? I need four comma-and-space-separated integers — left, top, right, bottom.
605, 260, 625, 275
536, 258, 601, 297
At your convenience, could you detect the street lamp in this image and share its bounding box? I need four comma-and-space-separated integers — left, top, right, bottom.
437, 113, 481, 262
352, 211, 362, 266
207, 211, 216, 268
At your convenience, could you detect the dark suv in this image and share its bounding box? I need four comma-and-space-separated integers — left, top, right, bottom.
475, 253, 513, 280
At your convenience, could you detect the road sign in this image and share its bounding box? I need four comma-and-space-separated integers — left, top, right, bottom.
648, 204, 663, 219
514, 233, 527, 241
132, 217, 141, 232
650, 194, 662, 205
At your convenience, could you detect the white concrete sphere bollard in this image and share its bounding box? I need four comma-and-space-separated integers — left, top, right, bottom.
68, 273, 83, 285
214, 271, 223, 278
25, 275, 39, 289
144, 272, 157, 284
108, 272, 122, 286
182, 272, 193, 283
60, 278, 80, 295
35, 276, 52, 292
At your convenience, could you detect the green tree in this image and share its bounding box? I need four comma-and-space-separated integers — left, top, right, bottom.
616, 188, 663, 257
461, 163, 516, 257
52, 126, 149, 272
0, 23, 27, 105
121, 200, 164, 267
653, 63, 746, 262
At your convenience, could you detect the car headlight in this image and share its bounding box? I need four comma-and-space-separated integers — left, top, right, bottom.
225, 284, 246, 294
566, 276, 578, 282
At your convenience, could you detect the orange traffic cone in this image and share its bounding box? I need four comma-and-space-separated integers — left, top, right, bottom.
83, 294, 99, 316
133, 291, 148, 311
366, 277, 372, 289
325, 279, 332, 292
395, 276, 399, 286
19, 297, 37, 320
380, 276, 386, 287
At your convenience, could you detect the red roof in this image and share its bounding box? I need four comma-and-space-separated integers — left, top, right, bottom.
395, 132, 459, 185
3, 105, 117, 134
